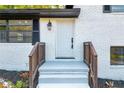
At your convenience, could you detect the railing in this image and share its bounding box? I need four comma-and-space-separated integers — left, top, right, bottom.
84, 42, 98, 88
29, 42, 45, 88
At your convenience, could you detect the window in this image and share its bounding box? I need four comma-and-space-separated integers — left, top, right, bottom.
0, 20, 6, 25
0, 20, 7, 43
111, 47, 124, 65
111, 5, 124, 12
0, 26, 6, 30
103, 5, 124, 13
0, 20, 32, 43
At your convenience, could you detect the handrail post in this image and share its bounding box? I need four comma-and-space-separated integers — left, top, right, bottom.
29, 56, 33, 88
88, 42, 90, 65
29, 42, 45, 88
94, 55, 98, 88
84, 42, 98, 88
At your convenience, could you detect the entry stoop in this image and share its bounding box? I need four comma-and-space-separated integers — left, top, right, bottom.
37, 61, 89, 88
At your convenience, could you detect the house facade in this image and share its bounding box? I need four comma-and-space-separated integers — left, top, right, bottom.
0, 5, 124, 81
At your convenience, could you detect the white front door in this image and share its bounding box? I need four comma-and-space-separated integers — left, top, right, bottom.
56, 20, 74, 58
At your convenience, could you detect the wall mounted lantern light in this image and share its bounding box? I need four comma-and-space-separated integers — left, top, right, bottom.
47, 20, 52, 31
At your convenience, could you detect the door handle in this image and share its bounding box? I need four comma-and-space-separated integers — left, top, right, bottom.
71, 37, 73, 49
71, 37, 73, 43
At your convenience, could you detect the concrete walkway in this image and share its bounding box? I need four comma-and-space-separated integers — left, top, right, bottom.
37, 61, 89, 88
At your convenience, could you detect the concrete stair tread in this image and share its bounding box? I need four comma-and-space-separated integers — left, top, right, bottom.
37, 83, 90, 88
39, 74, 88, 78
39, 61, 88, 70
39, 67, 88, 70
39, 72, 88, 75
39, 69, 88, 72
38, 78, 88, 83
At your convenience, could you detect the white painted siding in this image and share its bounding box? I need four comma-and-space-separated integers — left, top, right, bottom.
0, 43, 33, 71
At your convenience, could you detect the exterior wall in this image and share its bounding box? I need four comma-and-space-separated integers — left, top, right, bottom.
40, 6, 124, 81
40, 19, 57, 61
74, 5, 124, 80
0, 43, 33, 71
1, 5, 124, 80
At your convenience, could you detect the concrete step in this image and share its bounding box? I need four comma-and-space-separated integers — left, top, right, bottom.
38, 78, 88, 84
37, 61, 89, 88
39, 68, 88, 73
38, 61, 89, 71
39, 74, 88, 78
39, 66, 89, 71
37, 83, 90, 88
39, 72, 88, 75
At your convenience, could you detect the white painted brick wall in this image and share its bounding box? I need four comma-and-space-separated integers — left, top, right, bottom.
40, 6, 124, 80
0, 43, 33, 71
75, 5, 124, 80
1, 5, 124, 80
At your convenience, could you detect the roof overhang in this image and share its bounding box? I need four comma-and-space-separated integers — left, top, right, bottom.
0, 8, 80, 19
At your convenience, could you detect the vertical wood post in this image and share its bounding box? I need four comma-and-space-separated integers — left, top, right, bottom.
29, 42, 45, 88
84, 42, 98, 88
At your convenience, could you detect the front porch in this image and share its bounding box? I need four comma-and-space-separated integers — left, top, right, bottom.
29, 42, 98, 88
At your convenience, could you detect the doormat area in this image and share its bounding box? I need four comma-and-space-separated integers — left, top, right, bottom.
0, 69, 29, 88
98, 78, 124, 88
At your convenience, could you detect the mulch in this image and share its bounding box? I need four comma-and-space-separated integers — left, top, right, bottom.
0, 69, 26, 84
98, 78, 124, 88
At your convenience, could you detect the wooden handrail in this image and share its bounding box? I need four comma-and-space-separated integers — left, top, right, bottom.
29, 43, 39, 57
84, 42, 98, 88
29, 42, 45, 88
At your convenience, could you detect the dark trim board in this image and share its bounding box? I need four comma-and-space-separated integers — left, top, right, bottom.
0, 8, 80, 19
32, 19, 40, 45
103, 5, 111, 13
55, 57, 75, 59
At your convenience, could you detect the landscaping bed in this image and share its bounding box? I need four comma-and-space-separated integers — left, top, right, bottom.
0, 69, 29, 88
98, 78, 124, 88
1, 70, 124, 88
